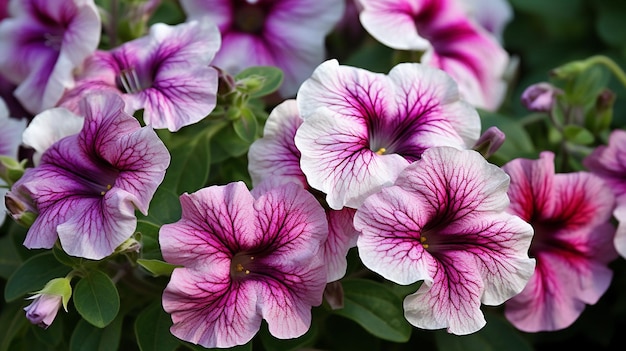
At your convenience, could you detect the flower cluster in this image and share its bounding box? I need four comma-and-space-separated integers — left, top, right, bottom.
1, 0, 626, 350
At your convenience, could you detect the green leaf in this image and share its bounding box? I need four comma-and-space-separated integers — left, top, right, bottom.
140, 186, 182, 225
134, 302, 182, 351
73, 271, 120, 328
563, 125, 595, 145
137, 259, 179, 277
232, 107, 259, 144
479, 110, 536, 165
136, 220, 163, 260
0, 230, 22, 279
434, 312, 533, 351
32, 316, 64, 348
4, 252, 72, 302
333, 279, 412, 343
161, 132, 211, 195
69, 316, 123, 351
52, 245, 85, 268
0, 301, 29, 351
235, 66, 283, 98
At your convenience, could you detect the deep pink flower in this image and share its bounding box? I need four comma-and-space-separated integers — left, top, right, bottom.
295, 59, 481, 210
583, 130, 626, 258
160, 181, 328, 348
359, 0, 509, 110
8, 93, 170, 259
248, 99, 358, 282
354, 146, 535, 335
180, 0, 344, 97
0, 0, 100, 114
60, 20, 221, 132
503, 151, 617, 332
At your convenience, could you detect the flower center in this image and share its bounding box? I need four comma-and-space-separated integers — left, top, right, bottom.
230, 253, 256, 279
43, 32, 63, 51
420, 236, 429, 250
116, 68, 147, 94
234, 1, 266, 33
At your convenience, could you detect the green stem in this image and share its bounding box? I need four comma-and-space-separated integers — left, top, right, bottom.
584, 55, 626, 88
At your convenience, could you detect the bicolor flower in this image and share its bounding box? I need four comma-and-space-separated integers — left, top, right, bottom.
21, 107, 84, 166
583, 130, 626, 258
295, 59, 481, 210
458, 0, 513, 43
60, 20, 221, 132
0, 0, 100, 114
0, 97, 27, 227
248, 99, 358, 282
160, 181, 328, 348
179, 0, 345, 98
354, 146, 535, 335
358, 0, 509, 110
8, 93, 170, 259
503, 152, 617, 332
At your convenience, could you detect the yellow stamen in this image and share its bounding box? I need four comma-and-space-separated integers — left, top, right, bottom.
422, 244, 429, 249
236, 263, 244, 272
420, 237, 427, 243
376, 147, 386, 155
245, 270, 250, 274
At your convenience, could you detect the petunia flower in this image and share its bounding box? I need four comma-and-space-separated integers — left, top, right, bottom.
503, 151, 617, 332
583, 130, 626, 258
160, 181, 328, 348
248, 99, 359, 282
60, 20, 221, 132
0, 0, 100, 114
0, 97, 26, 227
458, 0, 513, 43
295, 59, 481, 210
21, 107, 84, 166
179, 0, 345, 98
354, 146, 535, 335
358, 0, 509, 111
7, 93, 170, 259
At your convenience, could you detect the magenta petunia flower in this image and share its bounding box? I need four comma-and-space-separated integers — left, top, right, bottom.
0, 97, 27, 227
8, 93, 170, 259
0, 0, 100, 114
60, 20, 221, 132
358, 0, 509, 110
160, 181, 328, 348
295, 59, 481, 210
583, 129, 626, 259
248, 99, 359, 282
503, 152, 617, 332
179, 0, 344, 98
354, 146, 535, 335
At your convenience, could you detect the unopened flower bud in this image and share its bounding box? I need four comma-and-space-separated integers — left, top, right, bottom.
473, 126, 505, 159
521, 82, 561, 112
24, 278, 72, 329
215, 66, 237, 96
5, 188, 37, 228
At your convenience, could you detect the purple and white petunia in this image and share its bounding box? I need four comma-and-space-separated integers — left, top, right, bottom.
584, 130, 626, 259
160, 181, 328, 348
458, 0, 513, 43
0, 0, 100, 114
248, 99, 359, 282
60, 20, 221, 132
0, 97, 27, 227
358, 0, 509, 110
8, 92, 170, 259
295, 59, 481, 210
354, 146, 535, 335
503, 152, 617, 332
179, 0, 344, 98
